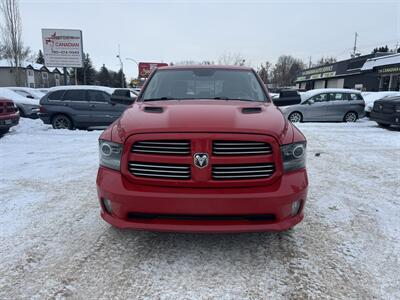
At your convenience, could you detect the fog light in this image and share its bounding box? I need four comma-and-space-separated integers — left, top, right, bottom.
102, 198, 112, 214
291, 200, 301, 216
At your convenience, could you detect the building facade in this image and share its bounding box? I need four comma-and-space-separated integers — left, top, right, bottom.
0, 60, 70, 88
295, 53, 399, 92
361, 53, 400, 91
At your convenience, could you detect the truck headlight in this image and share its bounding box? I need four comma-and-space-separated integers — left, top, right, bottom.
99, 140, 122, 171
281, 142, 306, 172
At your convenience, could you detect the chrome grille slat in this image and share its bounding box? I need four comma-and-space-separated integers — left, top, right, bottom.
212, 163, 275, 180
213, 146, 270, 150
132, 140, 190, 155
213, 165, 273, 170
134, 145, 189, 150
213, 142, 266, 146
132, 149, 190, 154
128, 161, 191, 180
213, 141, 272, 155
213, 151, 271, 155
213, 169, 274, 174
128, 168, 189, 174
129, 163, 189, 170
131, 172, 190, 179
137, 142, 189, 146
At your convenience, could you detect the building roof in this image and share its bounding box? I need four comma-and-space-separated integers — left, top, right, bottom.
295, 53, 391, 83
161, 65, 253, 71
361, 53, 400, 71
0, 59, 66, 74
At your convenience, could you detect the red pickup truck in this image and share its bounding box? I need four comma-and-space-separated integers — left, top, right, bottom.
0, 98, 19, 135
96, 66, 308, 233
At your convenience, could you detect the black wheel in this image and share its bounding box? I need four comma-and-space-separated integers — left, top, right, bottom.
344, 111, 358, 122
377, 123, 390, 128
288, 112, 303, 123
52, 114, 73, 130
0, 128, 10, 135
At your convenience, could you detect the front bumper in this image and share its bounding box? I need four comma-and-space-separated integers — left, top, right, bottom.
19, 103, 39, 118
96, 167, 308, 233
370, 111, 400, 126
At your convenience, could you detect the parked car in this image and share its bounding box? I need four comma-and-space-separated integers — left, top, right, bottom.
36, 88, 50, 94
0, 98, 19, 135
7, 87, 45, 100
0, 88, 40, 119
38, 86, 128, 130
370, 95, 400, 128
96, 65, 308, 233
279, 88, 365, 122
362, 91, 400, 117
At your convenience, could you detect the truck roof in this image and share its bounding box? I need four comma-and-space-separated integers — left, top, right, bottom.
157, 65, 254, 71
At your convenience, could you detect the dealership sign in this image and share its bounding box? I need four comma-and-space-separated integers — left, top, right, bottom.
296, 65, 337, 82
378, 65, 400, 74
42, 29, 84, 68
138, 62, 168, 78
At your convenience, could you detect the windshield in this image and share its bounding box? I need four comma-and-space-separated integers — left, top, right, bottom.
141, 69, 267, 102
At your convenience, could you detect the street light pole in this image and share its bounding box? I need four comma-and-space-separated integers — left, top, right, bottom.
126, 57, 139, 67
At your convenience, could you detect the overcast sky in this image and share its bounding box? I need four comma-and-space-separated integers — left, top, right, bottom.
20, 0, 400, 79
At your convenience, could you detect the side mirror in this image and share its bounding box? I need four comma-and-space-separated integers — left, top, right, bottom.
110, 89, 137, 106
273, 90, 301, 107
308, 99, 314, 105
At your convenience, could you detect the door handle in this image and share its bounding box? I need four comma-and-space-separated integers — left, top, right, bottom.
90, 104, 96, 108
63, 103, 69, 106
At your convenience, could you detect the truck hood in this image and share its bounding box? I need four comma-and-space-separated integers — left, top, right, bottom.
111, 100, 293, 144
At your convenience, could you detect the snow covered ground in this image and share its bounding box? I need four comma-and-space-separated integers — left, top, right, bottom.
0, 118, 399, 299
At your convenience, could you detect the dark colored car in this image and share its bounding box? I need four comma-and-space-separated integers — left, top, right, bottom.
96, 65, 308, 233
0, 98, 19, 135
38, 86, 127, 130
370, 95, 400, 128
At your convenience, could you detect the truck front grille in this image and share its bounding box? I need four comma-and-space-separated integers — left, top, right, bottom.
213, 141, 272, 155
212, 163, 275, 180
132, 140, 190, 155
128, 161, 191, 180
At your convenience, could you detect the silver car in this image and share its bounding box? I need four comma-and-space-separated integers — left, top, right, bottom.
280, 89, 366, 122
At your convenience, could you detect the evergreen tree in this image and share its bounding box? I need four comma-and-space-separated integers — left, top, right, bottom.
96, 64, 111, 86
36, 50, 45, 64
372, 45, 389, 53
70, 53, 97, 85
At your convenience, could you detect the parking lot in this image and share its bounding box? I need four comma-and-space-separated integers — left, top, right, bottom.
0, 119, 399, 299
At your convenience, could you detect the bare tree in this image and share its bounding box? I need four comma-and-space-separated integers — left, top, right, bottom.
313, 56, 337, 67
270, 55, 305, 87
257, 61, 272, 84
0, 0, 30, 86
218, 52, 247, 66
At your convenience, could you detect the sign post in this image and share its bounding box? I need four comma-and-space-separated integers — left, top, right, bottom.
42, 29, 84, 85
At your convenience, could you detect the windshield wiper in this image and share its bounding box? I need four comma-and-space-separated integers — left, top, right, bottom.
143, 97, 177, 102
213, 97, 255, 102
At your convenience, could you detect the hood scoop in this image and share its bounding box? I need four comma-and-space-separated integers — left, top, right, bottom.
143, 106, 164, 113
242, 107, 262, 114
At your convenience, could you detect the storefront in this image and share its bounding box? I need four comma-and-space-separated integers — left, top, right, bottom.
377, 65, 400, 91
361, 53, 400, 91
